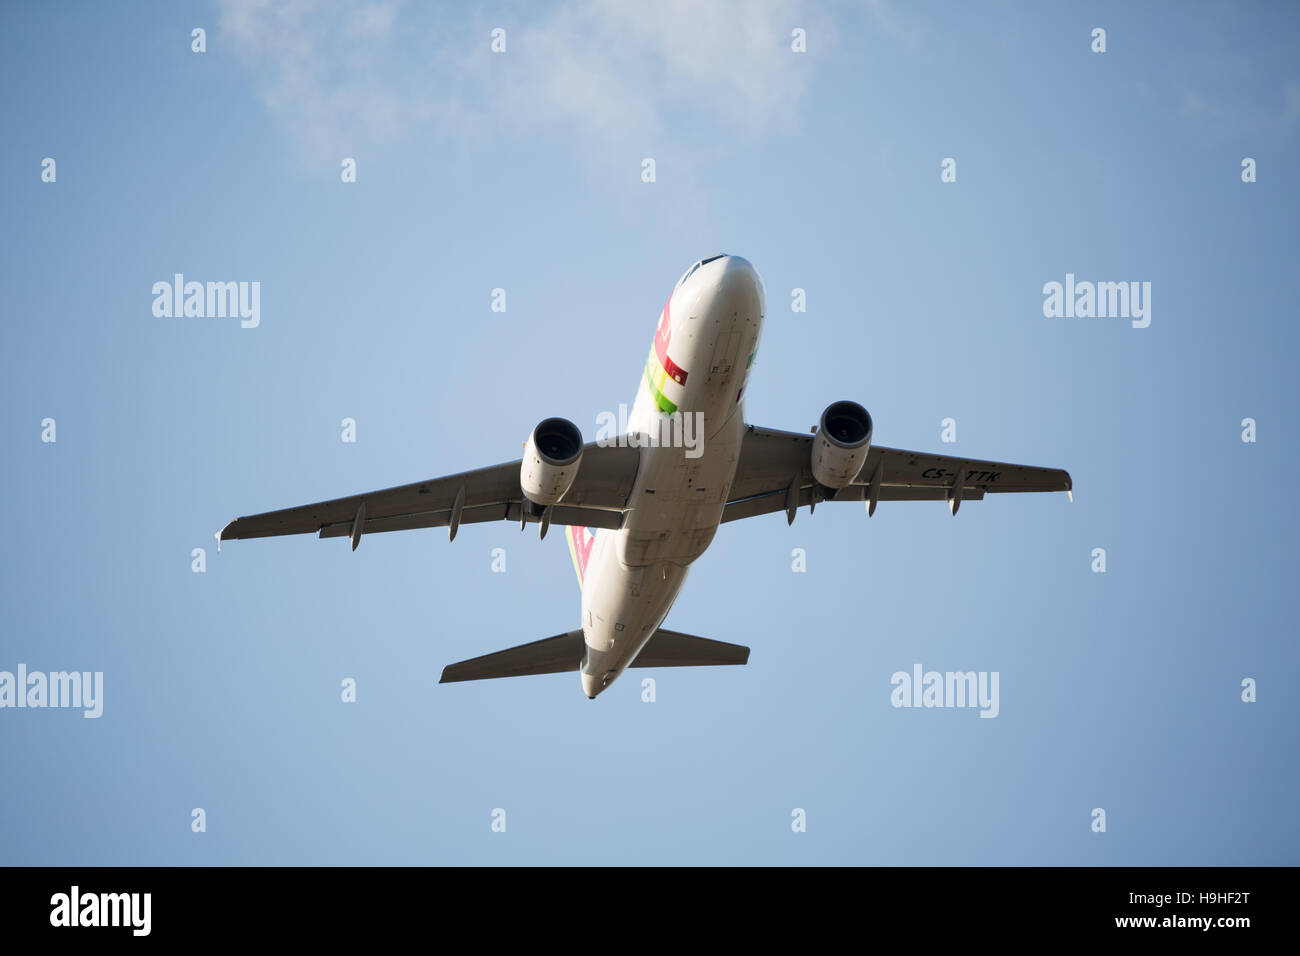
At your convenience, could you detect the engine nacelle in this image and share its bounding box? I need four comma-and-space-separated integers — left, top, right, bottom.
811, 401, 873, 488
521, 417, 584, 506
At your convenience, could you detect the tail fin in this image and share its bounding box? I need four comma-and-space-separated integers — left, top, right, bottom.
439, 627, 750, 684
565, 525, 597, 588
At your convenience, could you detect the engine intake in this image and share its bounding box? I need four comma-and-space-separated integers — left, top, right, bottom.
521, 417, 584, 506
811, 400, 872, 488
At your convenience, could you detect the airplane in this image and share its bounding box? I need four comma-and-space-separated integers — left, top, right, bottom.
219, 254, 1071, 699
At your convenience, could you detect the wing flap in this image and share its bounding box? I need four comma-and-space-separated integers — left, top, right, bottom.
317, 502, 623, 538
722, 484, 987, 523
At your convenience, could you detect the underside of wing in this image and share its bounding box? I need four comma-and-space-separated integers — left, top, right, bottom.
219, 442, 640, 545
724, 425, 1070, 523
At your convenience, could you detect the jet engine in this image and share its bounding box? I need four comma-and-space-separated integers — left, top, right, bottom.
521, 417, 584, 506
811, 401, 873, 488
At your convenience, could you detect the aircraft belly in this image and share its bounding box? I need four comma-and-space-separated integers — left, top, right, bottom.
578, 255, 765, 694
580, 408, 744, 682
618, 411, 743, 566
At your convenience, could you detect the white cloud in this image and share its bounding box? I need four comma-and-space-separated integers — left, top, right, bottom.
217, 0, 446, 159
216, 0, 830, 165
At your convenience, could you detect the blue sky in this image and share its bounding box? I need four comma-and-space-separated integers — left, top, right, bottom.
1, 0, 1297, 865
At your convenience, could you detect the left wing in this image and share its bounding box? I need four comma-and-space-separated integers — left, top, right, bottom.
723, 425, 1070, 523
219, 442, 640, 547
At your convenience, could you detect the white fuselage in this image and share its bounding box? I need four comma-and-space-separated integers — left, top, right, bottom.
578, 256, 765, 697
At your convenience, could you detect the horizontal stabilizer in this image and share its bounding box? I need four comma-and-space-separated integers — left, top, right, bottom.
628, 630, 750, 668
439, 628, 749, 684
439, 630, 585, 683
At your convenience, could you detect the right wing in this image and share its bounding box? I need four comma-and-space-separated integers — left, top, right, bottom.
723, 426, 1070, 523
219, 442, 640, 546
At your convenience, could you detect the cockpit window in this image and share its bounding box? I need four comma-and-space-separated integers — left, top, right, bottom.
677, 254, 727, 288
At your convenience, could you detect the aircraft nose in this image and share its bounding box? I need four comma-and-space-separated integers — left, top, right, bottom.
581, 671, 602, 699
713, 255, 764, 317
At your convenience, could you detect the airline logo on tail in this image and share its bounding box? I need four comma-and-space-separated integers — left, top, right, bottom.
566, 525, 597, 586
